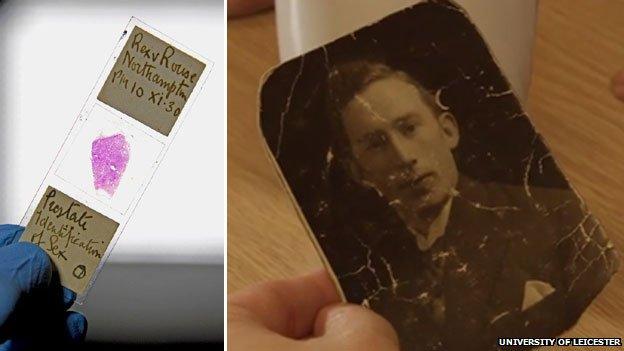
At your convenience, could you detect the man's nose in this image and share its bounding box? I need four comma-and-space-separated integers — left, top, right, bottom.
387, 131, 417, 166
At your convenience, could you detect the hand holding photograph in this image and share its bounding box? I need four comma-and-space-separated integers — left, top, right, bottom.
259, 1, 620, 350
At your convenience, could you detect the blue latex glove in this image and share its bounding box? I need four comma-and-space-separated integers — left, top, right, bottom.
0, 224, 87, 350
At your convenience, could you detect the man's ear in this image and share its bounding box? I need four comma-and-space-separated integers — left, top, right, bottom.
438, 112, 460, 149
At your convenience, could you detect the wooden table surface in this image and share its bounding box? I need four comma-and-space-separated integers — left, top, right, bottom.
228, 1, 624, 346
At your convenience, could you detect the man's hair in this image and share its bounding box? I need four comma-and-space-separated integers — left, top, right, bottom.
326, 60, 442, 123
325, 60, 443, 164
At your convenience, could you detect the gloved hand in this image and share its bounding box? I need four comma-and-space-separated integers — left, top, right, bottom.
0, 224, 87, 350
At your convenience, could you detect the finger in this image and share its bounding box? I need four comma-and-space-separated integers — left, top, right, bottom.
0, 339, 28, 351
611, 69, 624, 101
0, 243, 52, 326
0, 243, 52, 293
62, 288, 77, 310
310, 304, 400, 351
229, 269, 341, 339
64, 311, 88, 343
0, 225, 24, 247
228, 0, 274, 17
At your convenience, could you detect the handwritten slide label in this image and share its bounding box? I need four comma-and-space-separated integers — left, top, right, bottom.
98, 26, 206, 136
21, 186, 119, 294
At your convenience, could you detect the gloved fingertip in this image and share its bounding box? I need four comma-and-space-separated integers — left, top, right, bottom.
0, 225, 25, 247
65, 312, 87, 343
0, 337, 31, 351
62, 288, 77, 309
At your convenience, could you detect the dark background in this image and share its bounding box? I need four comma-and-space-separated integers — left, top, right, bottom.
77, 343, 222, 350
76, 343, 221, 350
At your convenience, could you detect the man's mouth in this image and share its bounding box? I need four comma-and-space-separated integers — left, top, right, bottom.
398, 172, 435, 192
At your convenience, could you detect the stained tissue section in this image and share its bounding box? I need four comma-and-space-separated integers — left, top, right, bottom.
91, 133, 130, 196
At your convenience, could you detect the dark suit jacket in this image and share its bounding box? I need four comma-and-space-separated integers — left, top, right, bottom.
334, 175, 618, 351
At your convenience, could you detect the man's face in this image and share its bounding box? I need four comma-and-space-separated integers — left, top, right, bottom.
340, 76, 459, 215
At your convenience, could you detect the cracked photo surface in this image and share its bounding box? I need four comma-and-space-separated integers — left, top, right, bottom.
258, 1, 620, 350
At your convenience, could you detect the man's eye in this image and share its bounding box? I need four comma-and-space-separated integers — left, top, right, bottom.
398, 121, 416, 135
364, 132, 388, 150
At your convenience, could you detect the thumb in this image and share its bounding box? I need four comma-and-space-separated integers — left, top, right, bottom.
310, 304, 400, 351
0, 243, 52, 327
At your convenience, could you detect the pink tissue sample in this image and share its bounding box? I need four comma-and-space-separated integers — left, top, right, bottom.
91, 133, 130, 196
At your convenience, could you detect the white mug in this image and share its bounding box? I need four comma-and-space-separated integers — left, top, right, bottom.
275, 0, 537, 102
